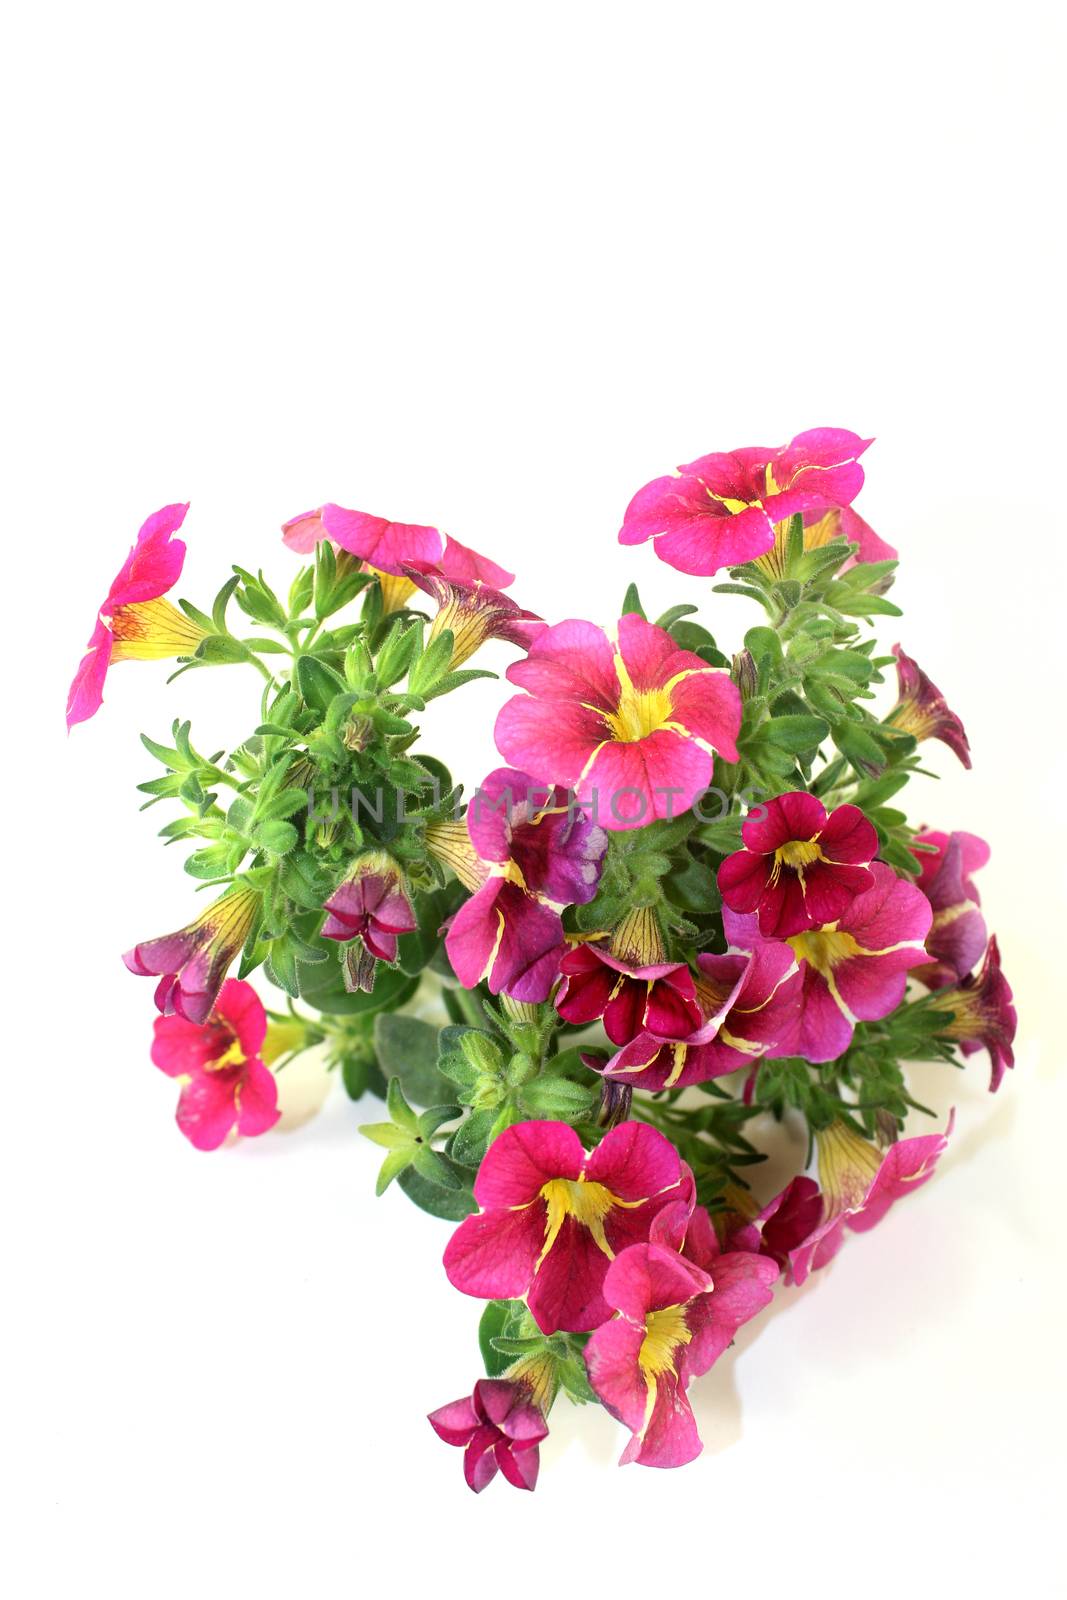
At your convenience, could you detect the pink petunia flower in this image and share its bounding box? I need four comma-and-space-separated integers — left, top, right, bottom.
494, 613, 742, 831
598, 941, 802, 1091
281, 504, 513, 613
150, 977, 279, 1151
402, 564, 544, 669
887, 646, 971, 768
123, 884, 261, 1025
725, 862, 933, 1063
585, 1202, 778, 1467
443, 1121, 690, 1334
618, 428, 871, 577
320, 852, 417, 960
927, 935, 1017, 1091
912, 830, 990, 987
428, 1378, 548, 1493
783, 1116, 955, 1285
66, 503, 205, 728
724, 1176, 826, 1282
555, 942, 702, 1046
427, 768, 608, 1003
718, 791, 879, 939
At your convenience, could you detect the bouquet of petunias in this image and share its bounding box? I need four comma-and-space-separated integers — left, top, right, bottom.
69, 429, 1016, 1491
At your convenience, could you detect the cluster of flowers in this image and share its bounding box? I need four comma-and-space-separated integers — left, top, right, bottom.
70, 427, 1016, 1486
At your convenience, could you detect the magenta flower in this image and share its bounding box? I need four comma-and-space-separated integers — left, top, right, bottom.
618, 428, 871, 577
321, 852, 417, 961
150, 977, 279, 1151
281, 504, 513, 612
599, 942, 802, 1091
725, 1176, 826, 1283
443, 1121, 689, 1334
718, 791, 879, 939
403, 564, 543, 669
785, 1117, 955, 1285
429, 768, 607, 1003
912, 829, 990, 986
494, 614, 742, 831
428, 1378, 548, 1493
725, 862, 933, 1063
123, 885, 261, 1025
554, 942, 701, 1046
585, 1207, 777, 1467
928, 936, 1017, 1091
888, 646, 971, 768
66, 502, 205, 728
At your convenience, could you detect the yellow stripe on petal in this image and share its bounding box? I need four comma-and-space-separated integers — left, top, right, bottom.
108, 599, 208, 661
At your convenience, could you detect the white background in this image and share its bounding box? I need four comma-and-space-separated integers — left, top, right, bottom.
5, 3, 1066, 1596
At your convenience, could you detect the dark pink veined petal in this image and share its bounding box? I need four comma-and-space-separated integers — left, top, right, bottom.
667, 669, 742, 765
786, 968, 855, 1063
319, 504, 443, 574
555, 955, 618, 1026
841, 862, 932, 951
465, 767, 533, 862
494, 694, 604, 790
151, 1014, 231, 1078
234, 1058, 280, 1138
443, 1203, 546, 1301
717, 847, 770, 913
585, 1121, 682, 1201
123, 925, 204, 980
482, 885, 565, 1001
511, 800, 607, 907
850, 1117, 952, 1233
528, 1212, 614, 1334
682, 1250, 777, 1378
601, 1241, 710, 1323
463, 1428, 501, 1492
107, 502, 190, 607
214, 978, 268, 1057
66, 620, 114, 729
504, 619, 621, 710
817, 801, 879, 865
614, 611, 693, 691
474, 1381, 549, 1445
583, 728, 712, 830
741, 791, 827, 854
473, 1120, 585, 1207
624, 1367, 702, 1468
799, 860, 875, 929
444, 881, 506, 990
175, 1074, 239, 1151
833, 949, 920, 1023
439, 535, 515, 590
427, 1395, 479, 1446
494, 1439, 540, 1491
584, 1313, 649, 1435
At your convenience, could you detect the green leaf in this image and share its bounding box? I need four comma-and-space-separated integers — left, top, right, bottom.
296, 655, 348, 716
479, 1301, 515, 1377
373, 1013, 453, 1107
763, 713, 830, 753
620, 582, 646, 619
396, 1161, 476, 1220
520, 1076, 596, 1119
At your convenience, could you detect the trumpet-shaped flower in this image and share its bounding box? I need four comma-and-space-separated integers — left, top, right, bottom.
428, 1378, 548, 1493
554, 942, 701, 1046
752, 504, 897, 581
429, 768, 607, 1002
718, 791, 879, 938
928, 936, 1017, 1091
888, 646, 971, 768
599, 941, 801, 1090
725, 863, 933, 1063
494, 614, 742, 831
403, 565, 543, 669
618, 428, 871, 577
281, 504, 513, 612
67, 503, 205, 728
123, 885, 261, 1025
150, 978, 279, 1151
320, 852, 417, 962
443, 1121, 689, 1334
785, 1117, 955, 1284
913, 830, 990, 986
585, 1212, 778, 1467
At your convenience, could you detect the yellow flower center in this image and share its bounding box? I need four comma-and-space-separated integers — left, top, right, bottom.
774, 837, 824, 871
539, 1177, 617, 1261
208, 1038, 246, 1074
638, 1302, 692, 1378
787, 925, 864, 976
107, 598, 207, 662
604, 684, 674, 743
